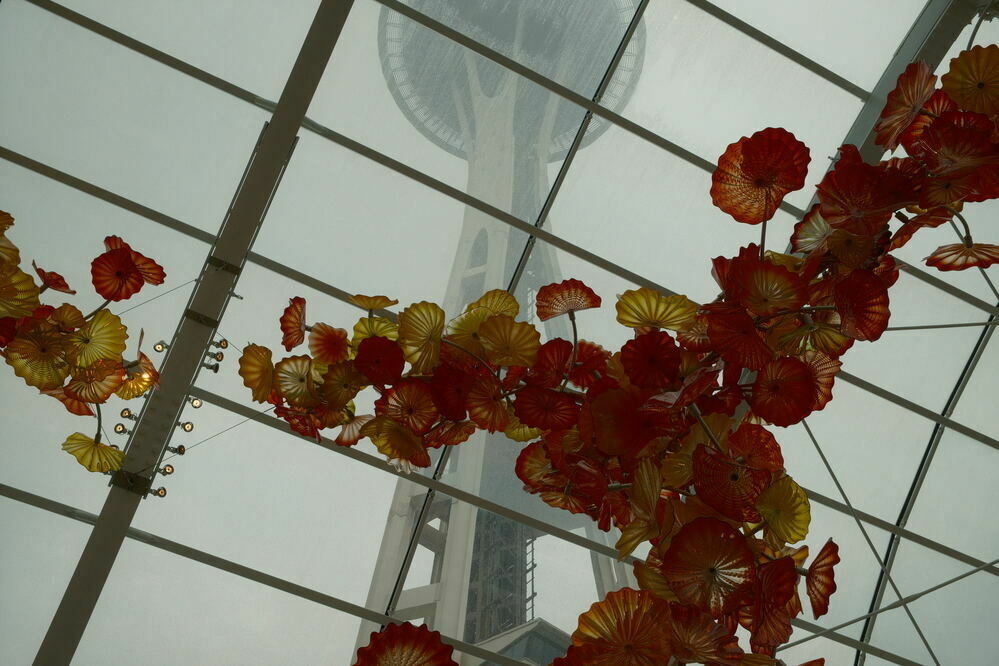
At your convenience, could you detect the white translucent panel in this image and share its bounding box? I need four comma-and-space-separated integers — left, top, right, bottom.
906, 430, 999, 563
839, 272, 987, 412
532, 531, 600, 633
399, 0, 643, 99
617, 0, 862, 208
779, 381, 933, 523
131, 401, 397, 607
257, 132, 530, 310
64, 0, 318, 98
549, 123, 789, 305
0, 162, 205, 513
791, 503, 892, 640
309, 0, 588, 222
76, 537, 360, 665
709, 0, 923, 90
0, 0, 269, 232
868, 540, 998, 666
777, 633, 861, 665
0, 502, 90, 665
950, 334, 999, 438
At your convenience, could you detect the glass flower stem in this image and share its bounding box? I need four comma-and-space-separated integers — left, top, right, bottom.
560, 310, 578, 391
93, 404, 103, 444
82, 299, 111, 320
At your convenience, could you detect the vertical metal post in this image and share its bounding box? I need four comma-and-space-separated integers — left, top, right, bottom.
32, 2, 353, 663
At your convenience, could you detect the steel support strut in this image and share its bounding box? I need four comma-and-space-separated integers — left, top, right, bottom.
31, 2, 353, 663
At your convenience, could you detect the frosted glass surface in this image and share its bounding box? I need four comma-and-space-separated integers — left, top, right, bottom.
76, 538, 359, 665
0, 0, 269, 232
709, 0, 924, 90
0, 503, 90, 665
64, 0, 319, 99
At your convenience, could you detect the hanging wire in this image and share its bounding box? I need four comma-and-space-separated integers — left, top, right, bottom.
113, 278, 197, 316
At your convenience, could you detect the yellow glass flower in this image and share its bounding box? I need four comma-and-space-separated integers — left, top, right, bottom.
757, 475, 811, 544
351, 316, 399, 351
0, 234, 19, 266
274, 355, 318, 406
62, 432, 124, 473
320, 361, 367, 410
4, 322, 69, 390
361, 415, 429, 468
238, 344, 275, 403
503, 409, 542, 442
65, 358, 126, 403
348, 294, 399, 311
116, 352, 159, 399
398, 301, 445, 374
615, 287, 698, 331
0, 262, 40, 318
65, 309, 128, 367
466, 289, 519, 318
49, 303, 86, 331
477, 314, 540, 367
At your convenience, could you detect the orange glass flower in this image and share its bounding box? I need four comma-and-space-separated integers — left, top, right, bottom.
660, 517, 757, 616
320, 360, 367, 410
513, 386, 579, 430
4, 321, 69, 389
704, 306, 773, 371
749, 357, 815, 427
535, 278, 601, 321
65, 358, 126, 403
354, 336, 405, 385
91, 247, 144, 301
942, 45, 999, 114
361, 416, 431, 468
711, 127, 810, 224
692, 445, 772, 522
279, 296, 307, 351
666, 602, 743, 665
727, 423, 784, 472
528, 337, 572, 388
465, 374, 509, 433
376, 380, 439, 434
875, 61, 937, 150
116, 352, 159, 399
41, 386, 94, 416
62, 432, 124, 473
833, 270, 890, 341
103, 236, 165, 286
425, 420, 476, 448
620, 330, 681, 389
308, 322, 349, 365
238, 344, 275, 403
354, 622, 456, 666
568, 340, 611, 389
32, 261, 75, 295
274, 355, 318, 406
571, 588, 672, 664
806, 539, 840, 619
925, 242, 999, 270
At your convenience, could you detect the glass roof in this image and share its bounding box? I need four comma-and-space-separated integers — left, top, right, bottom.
1, 1, 997, 664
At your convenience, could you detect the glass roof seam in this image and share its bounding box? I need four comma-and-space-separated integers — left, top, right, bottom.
24, 0, 996, 316
0, 485, 527, 666
505, 0, 651, 295
854, 309, 998, 655
684, 0, 870, 100
802, 420, 942, 664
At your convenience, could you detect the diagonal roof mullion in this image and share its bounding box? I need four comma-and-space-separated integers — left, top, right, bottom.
855, 308, 997, 658
683, 0, 870, 99
0, 485, 527, 666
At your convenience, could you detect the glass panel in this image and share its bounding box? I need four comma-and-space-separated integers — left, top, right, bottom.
397, 0, 644, 99
130, 400, 398, 606
779, 381, 934, 523
257, 131, 530, 310
839, 273, 988, 413
309, 0, 589, 222
616, 0, 863, 207
708, 0, 924, 90
0, 0, 269, 232
777, 633, 863, 665
906, 429, 999, 563
0, 501, 91, 665
868, 539, 997, 666
547, 123, 779, 305
950, 333, 999, 439
76, 536, 362, 664
0, 161, 205, 514
62, 0, 319, 98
